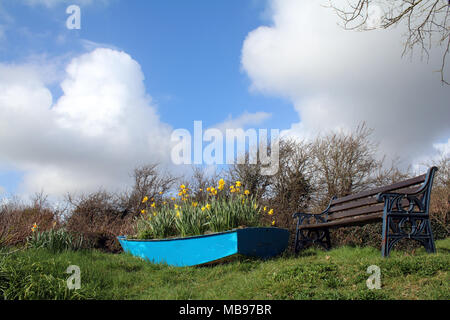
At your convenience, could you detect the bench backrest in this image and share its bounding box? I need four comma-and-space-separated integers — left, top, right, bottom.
325, 167, 438, 222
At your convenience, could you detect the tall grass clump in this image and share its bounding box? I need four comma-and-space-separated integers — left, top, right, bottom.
28, 227, 84, 252
133, 180, 276, 239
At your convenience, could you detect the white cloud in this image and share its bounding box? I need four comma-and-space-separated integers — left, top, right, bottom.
242, 0, 450, 168
0, 48, 174, 197
213, 111, 271, 132
433, 138, 450, 157
23, 0, 110, 8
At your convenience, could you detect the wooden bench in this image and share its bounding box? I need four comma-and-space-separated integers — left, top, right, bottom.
292, 167, 438, 257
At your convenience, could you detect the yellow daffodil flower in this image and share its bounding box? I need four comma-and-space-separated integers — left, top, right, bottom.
142, 196, 149, 203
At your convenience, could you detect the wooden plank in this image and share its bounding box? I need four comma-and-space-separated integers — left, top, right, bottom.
328, 203, 385, 221
328, 186, 421, 213
299, 212, 383, 229
330, 174, 426, 206
329, 197, 379, 213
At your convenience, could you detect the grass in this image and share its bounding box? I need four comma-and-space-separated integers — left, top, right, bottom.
1, 238, 449, 300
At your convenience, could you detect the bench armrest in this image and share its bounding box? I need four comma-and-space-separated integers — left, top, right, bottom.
292, 212, 328, 224
377, 166, 438, 210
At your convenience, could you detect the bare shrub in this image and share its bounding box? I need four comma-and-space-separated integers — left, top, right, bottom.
266, 139, 313, 230
226, 150, 272, 201
181, 166, 221, 204
428, 155, 450, 239
309, 123, 385, 209
0, 193, 58, 247
123, 164, 178, 216
65, 190, 133, 253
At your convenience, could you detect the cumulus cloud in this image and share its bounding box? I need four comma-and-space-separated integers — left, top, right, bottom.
0, 48, 173, 197
242, 0, 450, 168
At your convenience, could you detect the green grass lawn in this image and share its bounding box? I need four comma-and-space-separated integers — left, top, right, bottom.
1, 238, 449, 300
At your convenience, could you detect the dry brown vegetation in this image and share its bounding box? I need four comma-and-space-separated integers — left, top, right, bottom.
1, 126, 448, 253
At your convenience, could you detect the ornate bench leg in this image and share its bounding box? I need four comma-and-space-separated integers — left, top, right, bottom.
381, 214, 436, 258
294, 228, 332, 253
381, 215, 392, 258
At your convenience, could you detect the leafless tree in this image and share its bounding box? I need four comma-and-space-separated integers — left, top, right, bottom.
125, 164, 178, 214
310, 123, 383, 204
327, 0, 450, 84
268, 138, 314, 226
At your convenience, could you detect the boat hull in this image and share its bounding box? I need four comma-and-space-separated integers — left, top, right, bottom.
118, 227, 289, 267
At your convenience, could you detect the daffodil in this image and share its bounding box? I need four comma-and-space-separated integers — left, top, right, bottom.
272, 220, 276, 226
263, 206, 267, 212
151, 202, 156, 208
174, 204, 179, 210
244, 190, 250, 196
142, 196, 149, 203
180, 184, 186, 189
206, 204, 211, 210
235, 181, 242, 187
192, 202, 198, 207
268, 209, 274, 215
176, 211, 181, 218
31, 223, 38, 232
201, 207, 206, 212
141, 209, 146, 214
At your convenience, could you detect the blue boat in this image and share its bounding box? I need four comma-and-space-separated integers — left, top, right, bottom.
117, 227, 289, 267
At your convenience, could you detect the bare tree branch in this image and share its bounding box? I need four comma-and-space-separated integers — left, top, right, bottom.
326, 0, 450, 84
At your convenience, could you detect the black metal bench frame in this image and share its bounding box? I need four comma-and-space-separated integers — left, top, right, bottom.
292, 167, 438, 257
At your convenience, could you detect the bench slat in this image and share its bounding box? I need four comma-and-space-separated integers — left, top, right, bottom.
299, 212, 382, 229
330, 174, 426, 206
328, 186, 421, 214
328, 203, 384, 221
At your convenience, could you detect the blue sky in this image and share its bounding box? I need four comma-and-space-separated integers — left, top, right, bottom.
1, 0, 294, 129
0, 0, 448, 199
